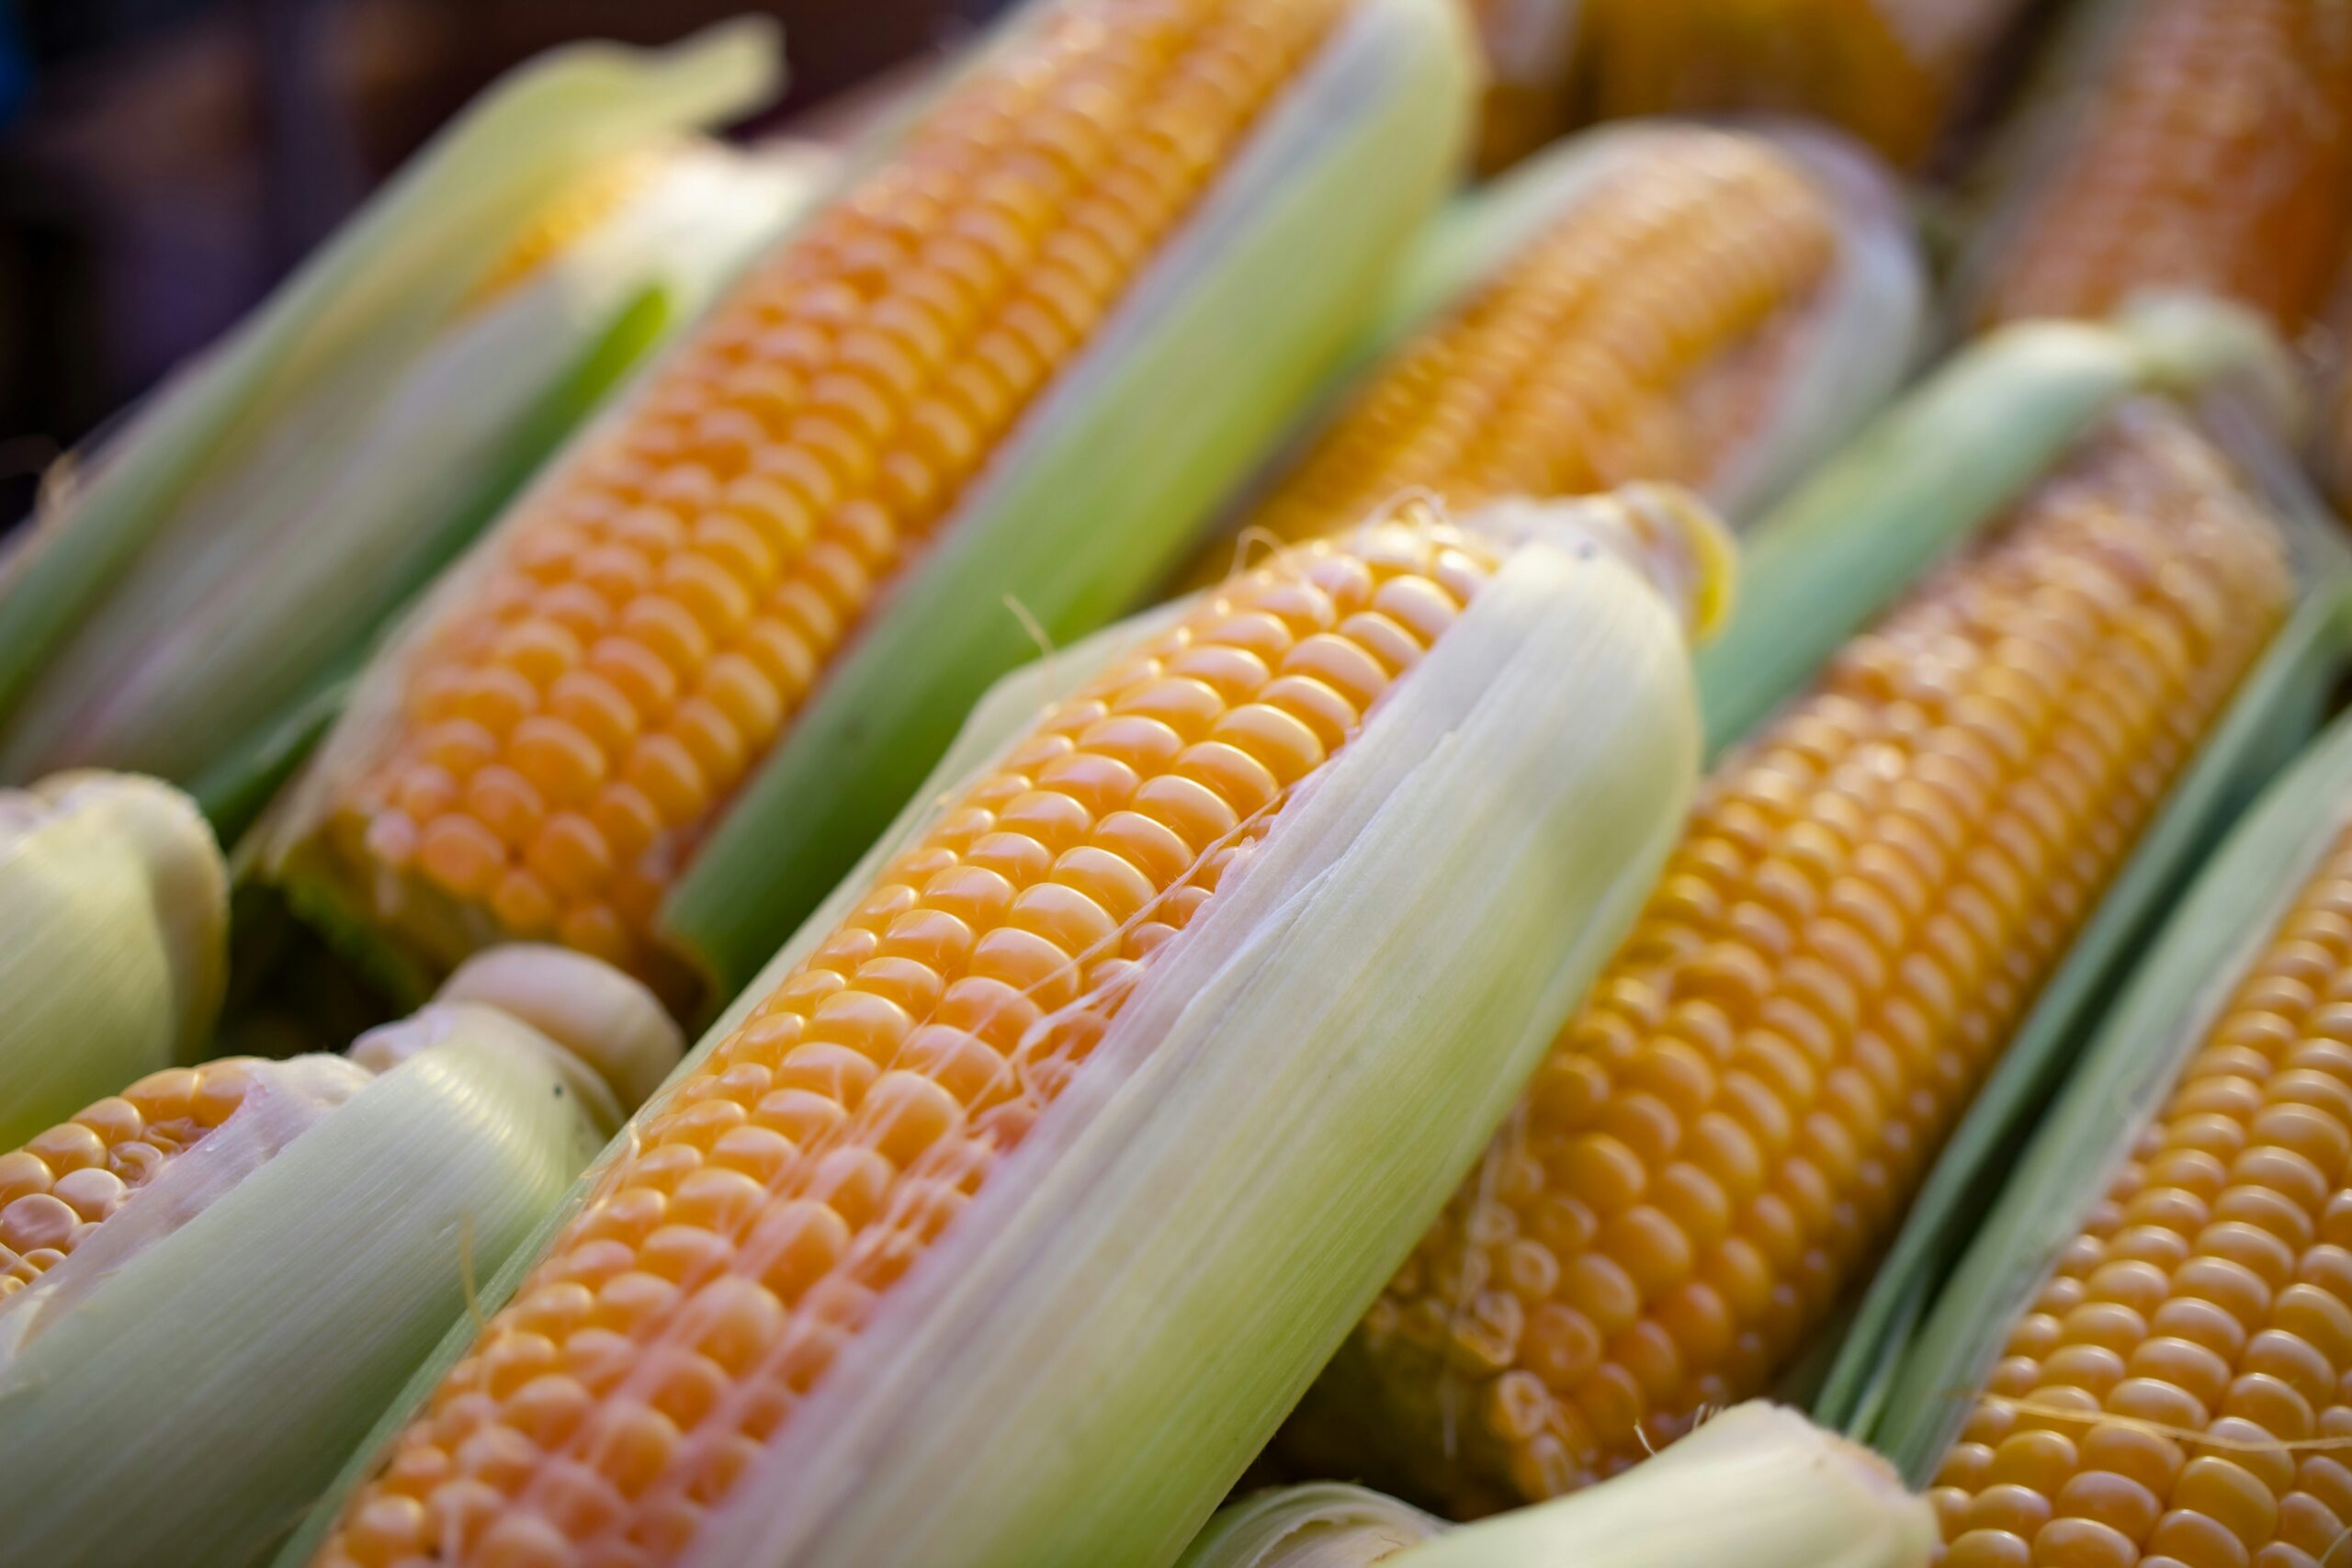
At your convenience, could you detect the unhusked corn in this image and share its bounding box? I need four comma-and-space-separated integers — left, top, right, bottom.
0, 1060, 262, 1297
1238, 129, 1836, 556
1287, 401, 2292, 1515
1973, 0, 2352, 333
1928, 823, 2352, 1568
307, 513, 1544, 1567
314, 0, 1349, 1003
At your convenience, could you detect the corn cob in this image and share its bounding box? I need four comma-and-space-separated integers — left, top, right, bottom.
0, 946, 684, 1568
1183, 122, 1920, 587
1180, 1405, 1933, 1568
1574, 0, 2032, 168
282, 491, 1726, 1568
1962, 0, 2352, 336
1861, 697, 2352, 1568
0, 772, 227, 1148
0, 30, 813, 824
1284, 397, 2294, 1515
261, 0, 1474, 1019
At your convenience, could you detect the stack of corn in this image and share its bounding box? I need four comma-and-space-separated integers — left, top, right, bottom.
1282, 349, 2310, 1515
277, 489, 1730, 1568
0, 927, 684, 1566
0, 28, 823, 829
1571, 0, 2034, 168
1961, 0, 2352, 336
259, 0, 1476, 1021
1874, 696, 2352, 1568
1183, 118, 1923, 581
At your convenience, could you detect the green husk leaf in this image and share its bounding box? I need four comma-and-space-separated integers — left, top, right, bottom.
1808, 331, 2352, 1437
0, 1030, 605, 1567
1178, 1483, 1442, 1568
1868, 700, 2352, 1482
0, 25, 787, 775
655, 0, 1476, 1004
0, 773, 227, 1147
1696, 318, 2145, 753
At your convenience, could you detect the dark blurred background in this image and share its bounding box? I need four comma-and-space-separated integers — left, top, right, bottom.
0, 0, 1015, 521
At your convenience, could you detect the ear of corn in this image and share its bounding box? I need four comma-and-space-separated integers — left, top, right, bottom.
1959, 0, 2352, 336
1182, 118, 1924, 589
0, 773, 228, 1148
1876, 702, 2352, 1568
1573, 0, 2033, 167
1280, 312, 2345, 1517
0, 28, 801, 818
258, 0, 1477, 1021
0, 947, 683, 1568
278, 490, 1727, 1568
1180, 1405, 1933, 1568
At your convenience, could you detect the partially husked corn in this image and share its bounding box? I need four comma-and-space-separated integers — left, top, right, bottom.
1926, 823, 2352, 1568
1236, 129, 1838, 557
1289, 402, 2293, 1514
1970, 0, 2352, 334
311, 525, 1510, 1565
300, 0, 1356, 1004
0, 1059, 261, 1297
300, 490, 1724, 1568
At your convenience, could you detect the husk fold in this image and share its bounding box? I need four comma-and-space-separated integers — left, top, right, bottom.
0, 772, 227, 1146
0, 28, 797, 804
0, 951, 683, 1568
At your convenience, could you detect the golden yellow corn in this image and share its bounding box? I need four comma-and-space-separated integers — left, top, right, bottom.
1967, 0, 2352, 335
1233, 128, 1839, 561
1924, 825, 2352, 1568
1576, 0, 2030, 167
1284, 400, 2292, 1515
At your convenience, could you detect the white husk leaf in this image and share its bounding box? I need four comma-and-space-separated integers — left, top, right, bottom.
0, 772, 227, 1145
430, 942, 686, 1114
1390, 1405, 1934, 1568
1177, 1405, 1934, 1568
681, 502, 1709, 1568
0, 1028, 609, 1568
0, 140, 819, 782
1176, 1485, 1442, 1568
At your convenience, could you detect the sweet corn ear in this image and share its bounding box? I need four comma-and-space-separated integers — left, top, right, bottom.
1961, 0, 2352, 336
0, 29, 807, 816
0, 952, 683, 1568
263, 0, 1476, 1019
1187, 120, 1921, 585
0, 773, 227, 1148
1287, 395, 2296, 1514
287, 490, 1724, 1568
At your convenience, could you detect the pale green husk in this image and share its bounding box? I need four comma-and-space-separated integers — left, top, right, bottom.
0, 958, 683, 1568
0, 26, 796, 799
1180, 1406, 1933, 1568
1870, 703, 2352, 1482
1694, 305, 2290, 752
0, 773, 227, 1146
277, 492, 1725, 1568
